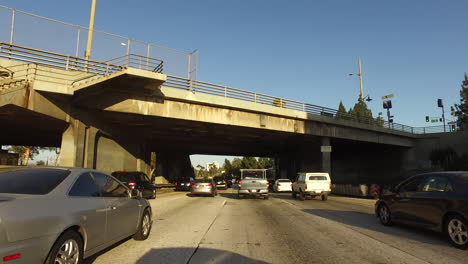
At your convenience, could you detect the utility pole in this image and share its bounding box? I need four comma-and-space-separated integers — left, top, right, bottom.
84, 0, 97, 60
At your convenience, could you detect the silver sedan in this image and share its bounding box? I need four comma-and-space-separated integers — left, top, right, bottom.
0, 167, 152, 264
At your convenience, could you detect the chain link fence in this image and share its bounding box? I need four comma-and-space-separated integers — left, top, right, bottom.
0, 5, 197, 78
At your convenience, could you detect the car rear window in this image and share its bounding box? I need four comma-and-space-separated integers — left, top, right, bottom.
309, 176, 328, 181
0, 168, 71, 194
111, 172, 138, 182
195, 178, 212, 183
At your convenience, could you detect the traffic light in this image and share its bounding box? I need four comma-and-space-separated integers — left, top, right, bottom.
437, 99, 443, 108
451, 125, 456, 131
426, 116, 429, 122
383, 100, 392, 109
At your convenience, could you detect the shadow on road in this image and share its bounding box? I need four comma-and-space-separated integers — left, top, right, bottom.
302, 209, 449, 247
137, 247, 269, 264
84, 237, 132, 264
218, 192, 239, 200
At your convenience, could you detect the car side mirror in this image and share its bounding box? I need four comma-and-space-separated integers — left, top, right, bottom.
130, 189, 142, 199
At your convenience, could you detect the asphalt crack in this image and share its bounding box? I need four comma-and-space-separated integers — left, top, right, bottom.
186, 200, 227, 264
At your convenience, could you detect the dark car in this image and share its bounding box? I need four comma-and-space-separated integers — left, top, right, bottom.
111, 171, 157, 199
375, 171, 468, 249
176, 177, 194, 191
213, 176, 227, 189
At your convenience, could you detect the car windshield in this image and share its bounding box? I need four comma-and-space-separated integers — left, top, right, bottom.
0, 168, 71, 195
242, 170, 264, 179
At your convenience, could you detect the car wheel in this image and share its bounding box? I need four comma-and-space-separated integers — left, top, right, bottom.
150, 189, 156, 199
45, 230, 83, 264
134, 208, 152, 240
378, 204, 392, 226
320, 194, 328, 201
446, 215, 468, 249
299, 191, 305, 201
292, 191, 297, 199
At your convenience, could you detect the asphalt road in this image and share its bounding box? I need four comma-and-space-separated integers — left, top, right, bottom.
86, 189, 467, 264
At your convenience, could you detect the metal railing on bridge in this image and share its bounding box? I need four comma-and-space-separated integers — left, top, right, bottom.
164, 75, 451, 135
105, 54, 163, 73
0, 42, 123, 76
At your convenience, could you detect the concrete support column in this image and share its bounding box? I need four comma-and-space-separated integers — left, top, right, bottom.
321, 137, 331, 174
83, 126, 99, 169
60, 119, 86, 167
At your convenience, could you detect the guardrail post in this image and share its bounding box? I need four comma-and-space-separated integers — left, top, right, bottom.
423, 127, 426, 134
411, 127, 414, 134
65, 56, 70, 70
302, 103, 305, 112
106, 63, 109, 74
254, 93, 257, 103
224, 86, 227, 98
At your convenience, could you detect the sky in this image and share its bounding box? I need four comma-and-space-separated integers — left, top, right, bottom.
1, 0, 467, 166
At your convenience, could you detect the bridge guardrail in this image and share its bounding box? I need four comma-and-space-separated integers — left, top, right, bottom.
165, 75, 424, 134
0, 42, 123, 76
105, 54, 163, 73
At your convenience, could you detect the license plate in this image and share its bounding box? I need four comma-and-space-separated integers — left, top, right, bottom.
315, 190, 323, 193
199, 185, 204, 187
250, 190, 256, 192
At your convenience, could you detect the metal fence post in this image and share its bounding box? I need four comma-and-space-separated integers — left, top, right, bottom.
187, 52, 191, 80
126, 39, 130, 56
224, 86, 227, 98
146, 43, 150, 70
302, 103, 305, 112
9, 8, 15, 44
254, 93, 257, 103
75, 27, 81, 57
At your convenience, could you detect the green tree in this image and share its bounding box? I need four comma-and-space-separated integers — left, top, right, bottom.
258, 157, 274, 169
241, 157, 258, 169
336, 101, 349, 120
453, 73, 468, 129
348, 101, 373, 124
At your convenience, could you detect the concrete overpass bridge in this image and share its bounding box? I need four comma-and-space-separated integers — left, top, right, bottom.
0, 43, 463, 184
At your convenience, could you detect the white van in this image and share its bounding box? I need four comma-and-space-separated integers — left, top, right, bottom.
292, 172, 332, 201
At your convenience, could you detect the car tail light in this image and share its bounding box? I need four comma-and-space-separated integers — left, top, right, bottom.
330, 184, 333, 190
127, 182, 138, 187
192, 184, 198, 187
267, 180, 270, 185
305, 184, 308, 190
238, 180, 242, 185
3, 254, 20, 261
207, 184, 213, 187
277, 183, 281, 186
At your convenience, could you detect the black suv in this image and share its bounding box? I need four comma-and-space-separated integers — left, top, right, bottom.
111, 171, 157, 199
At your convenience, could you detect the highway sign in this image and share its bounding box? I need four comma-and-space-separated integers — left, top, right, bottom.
381, 94, 394, 100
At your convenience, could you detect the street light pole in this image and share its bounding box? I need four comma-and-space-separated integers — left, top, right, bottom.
358, 58, 364, 102
84, 0, 97, 60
